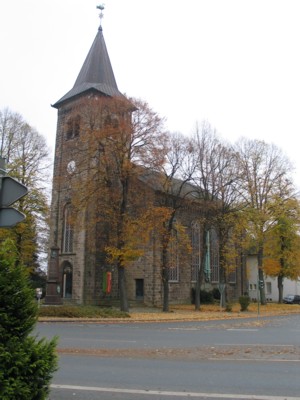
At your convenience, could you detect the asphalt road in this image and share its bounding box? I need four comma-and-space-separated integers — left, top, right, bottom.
35, 314, 300, 400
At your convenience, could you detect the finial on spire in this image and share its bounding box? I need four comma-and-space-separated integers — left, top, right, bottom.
97, 4, 105, 30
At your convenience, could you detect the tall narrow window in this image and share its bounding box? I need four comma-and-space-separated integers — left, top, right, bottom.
266, 282, 272, 295
191, 221, 200, 281
168, 229, 179, 282
66, 115, 80, 140
210, 227, 219, 283
63, 205, 73, 253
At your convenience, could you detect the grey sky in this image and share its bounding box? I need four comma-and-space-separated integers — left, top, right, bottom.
1, 0, 300, 185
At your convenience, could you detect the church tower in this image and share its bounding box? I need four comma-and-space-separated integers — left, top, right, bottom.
46, 6, 124, 305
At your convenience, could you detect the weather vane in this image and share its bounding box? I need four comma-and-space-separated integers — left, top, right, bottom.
97, 4, 105, 29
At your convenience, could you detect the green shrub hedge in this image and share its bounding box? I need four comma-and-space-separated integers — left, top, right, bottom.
239, 295, 251, 311
191, 288, 215, 304
39, 305, 130, 319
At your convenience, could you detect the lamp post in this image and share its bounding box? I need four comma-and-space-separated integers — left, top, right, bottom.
44, 246, 63, 305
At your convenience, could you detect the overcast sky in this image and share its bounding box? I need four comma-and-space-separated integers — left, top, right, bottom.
1, 0, 300, 186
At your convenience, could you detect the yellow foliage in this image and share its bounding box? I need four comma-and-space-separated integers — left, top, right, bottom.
263, 258, 281, 275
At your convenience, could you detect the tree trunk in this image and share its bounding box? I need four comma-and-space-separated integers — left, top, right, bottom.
257, 245, 266, 305
117, 176, 130, 313
162, 272, 169, 312
195, 226, 207, 311
219, 265, 227, 308
194, 272, 201, 311
118, 265, 129, 312
162, 244, 169, 312
278, 240, 286, 304
218, 226, 227, 308
277, 274, 284, 303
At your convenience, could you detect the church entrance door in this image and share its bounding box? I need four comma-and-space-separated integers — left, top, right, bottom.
62, 263, 73, 298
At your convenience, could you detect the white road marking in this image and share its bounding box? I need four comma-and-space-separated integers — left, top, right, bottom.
168, 327, 201, 330
208, 358, 300, 363
227, 328, 258, 331
50, 384, 300, 399
214, 343, 294, 347
63, 337, 137, 343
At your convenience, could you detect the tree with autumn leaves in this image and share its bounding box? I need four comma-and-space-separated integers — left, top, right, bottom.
65, 96, 172, 311
235, 138, 297, 305
263, 191, 300, 303
0, 108, 50, 281
191, 122, 243, 309
65, 93, 300, 310
154, 132, 196, 311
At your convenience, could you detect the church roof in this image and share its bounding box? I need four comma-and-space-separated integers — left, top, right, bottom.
52, 25, 123, 109
138, 169, 203, 201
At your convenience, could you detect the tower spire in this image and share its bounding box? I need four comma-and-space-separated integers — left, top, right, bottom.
97, 4, 105, 31
52, 3, 123, 108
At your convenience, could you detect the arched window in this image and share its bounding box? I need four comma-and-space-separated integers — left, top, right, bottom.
191, 221, 200, 281
66, 115, 80, 140
62, 262, 73, 298
62, 204, 73, 253
104, 113, 119, 129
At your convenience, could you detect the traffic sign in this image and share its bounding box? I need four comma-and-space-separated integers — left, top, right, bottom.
0, 207, 26, 227
0, 176, 28, 207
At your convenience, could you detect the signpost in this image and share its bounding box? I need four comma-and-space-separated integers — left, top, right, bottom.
219, 283, 226, 311
0, 207, 26, 227
0, 175, 28, 227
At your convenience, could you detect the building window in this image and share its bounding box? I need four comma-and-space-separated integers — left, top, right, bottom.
66, 115, 80, 140
135, 279, 144, 299
210, 228, 219, 283
104, 113, 119, 129
63, 205, 73, 253
266, 282, 272, 295
168, 229, 179, 282
191, 221, 200, 281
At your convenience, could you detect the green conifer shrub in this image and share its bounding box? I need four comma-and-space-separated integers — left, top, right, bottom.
239, 295, 251, 312
0, 239, 57, 399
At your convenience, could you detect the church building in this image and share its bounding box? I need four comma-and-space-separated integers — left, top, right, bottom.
45, 9, 247, 308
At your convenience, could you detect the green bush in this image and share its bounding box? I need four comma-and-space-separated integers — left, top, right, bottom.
0, 239, 57, 400
0, 337, 57, 400
201, 290, 214, 304
239, 295, 251, 312
212, 287, 221, 300
191, 288, 214, 304
39, 305, 130, 319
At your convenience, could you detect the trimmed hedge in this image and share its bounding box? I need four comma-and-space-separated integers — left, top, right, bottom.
39, 305, 130, 319
191, 288, 215, 304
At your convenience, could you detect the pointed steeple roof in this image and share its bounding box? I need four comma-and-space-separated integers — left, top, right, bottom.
53, 20, 123, 109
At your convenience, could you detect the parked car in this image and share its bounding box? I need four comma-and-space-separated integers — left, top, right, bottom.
283, 294, 300, 304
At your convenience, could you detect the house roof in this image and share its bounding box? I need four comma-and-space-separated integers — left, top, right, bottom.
52, 25, 124, 109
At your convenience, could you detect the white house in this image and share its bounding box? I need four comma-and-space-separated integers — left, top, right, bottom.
247, 255, 300, 302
